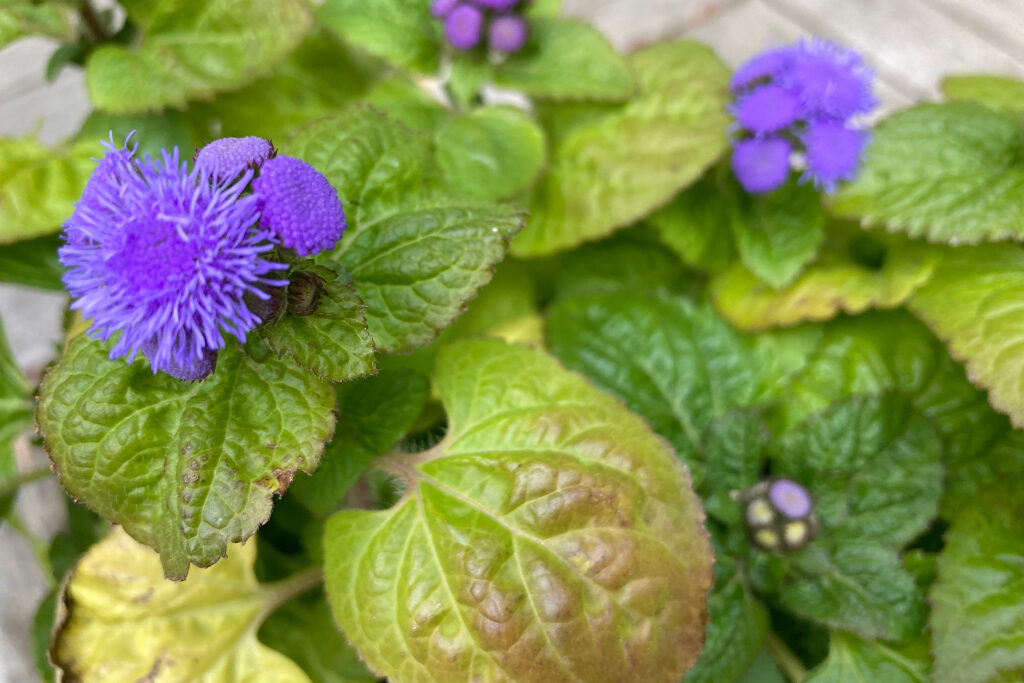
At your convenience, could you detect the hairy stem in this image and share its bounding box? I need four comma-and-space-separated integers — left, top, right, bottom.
767, 631, 808, 682
259, 566, 323, 618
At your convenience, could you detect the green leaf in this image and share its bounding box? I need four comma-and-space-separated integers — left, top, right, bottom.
324, 339, 714, 682
0, 136, 96, 244
805, 631, 929, 682
263, 265, 376, 382
711, 225, 941, 330
363, 75, 450, 132
76, 109, 203, 158
86, 0, 311, 112
37, 334, 335, 579
435, 106, 546, 202
317, 0, 440, 74
943, 74, 1024, 118
286, 108, 523, 353
493, 18, 632, 101
730, 181, 825, 289
259, 593, 377, 683
930, 483, 1024, 683
647, 170, 737, 275
703, 410, 768, 525
514, 40, 731, 256
907, 244, 1024, 428
830, 103, 1024, 244
0, 1, 75, 47
685, 573, 769, 683
0, 317, 32, 518
547, 292, 768, 481
736, 650, 787, 683
52, 526, 315, 681
32, 590, 58, 682
291, 369, 429, 516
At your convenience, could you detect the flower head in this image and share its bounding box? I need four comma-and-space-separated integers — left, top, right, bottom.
252, 155, 346, 257
732, 84, 800, 134
60, 136, 286, 381
731, 137, 792, 194
740, 478, 819, 553
785, 39, 877, 119
769, 479, 812, 519
489, 14, 527, 53
194, 136, 275, 182
445, 4, 484, 50
802, 119, 869, 192
730, 46, 796, 92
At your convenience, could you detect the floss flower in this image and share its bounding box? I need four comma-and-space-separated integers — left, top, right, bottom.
433, 0, 530, 54
194, 136, 275, 181
60, 136, 287, 381
729, 38, 877, 194
739, 478, 819, 552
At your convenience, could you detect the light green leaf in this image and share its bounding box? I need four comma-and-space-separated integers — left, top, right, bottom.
362, 75, 450, 132
0, 1, 75, 47
685, 573, 768, 683
435, 106, 546, 202
263, 265, 376, 383
291, 369, 429, 517
907, 244, 1024, 428
493, 18, 632, 101
931, 483, 1024, 683
52, 526, 314, 682
514, 40, 730, 256
730, 181, 825, 289
317, 0, 440, 74
806, 631, 929, 683
648, 170, 737, 274
943, 74, 1024, 118
0, 137, 96, 244
711, 225, 941, 330
86, 0, 311, 112
0, 318, 32, 518
830, 103, 1024, 244
37, 335, 335, 579
324, 339, 714, 683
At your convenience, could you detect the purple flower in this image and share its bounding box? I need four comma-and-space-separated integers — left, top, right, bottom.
785, 39, 877, 119
194, 136, 275, 182
769, 479, 812, 519
445, 4, 484, 50
253, 156, 346, 257
802, 119, 869, 192
731, 137, 792, 194
732, 84, 801, 134
60, 137, 287, 381
730, 46, 797, 92
489, 13, 527, 53
431, 0, 460, 18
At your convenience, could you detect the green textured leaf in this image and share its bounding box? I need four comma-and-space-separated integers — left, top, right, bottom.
263, 265, 376, 382
515, 40, 730, 256
259, 593, 377, 683
730, 181, 825, 288
547, 292, 768, 479
0, 317, 31, 518
286, 108, 523, 353
806, 631, 929, 682
943, 74, 1024, 117
712, 225, 941, 330
830, 103, 1024, 244
685, 573, 768, 683
291, 369, 429, 517
737, 650, 787, 683
931, 483, 1024, 683
648, 170, 737, 274
0, 1, 75, 47
493, 18, 632, 101
703, 410, 768, 525
435, 106, 546, 202
52, 527, 314, 681
317, 0, 440, 74
324, 339, 713, 683
86, 0, 311, 112
0, 137, 96, 244
37, 335, 335, 579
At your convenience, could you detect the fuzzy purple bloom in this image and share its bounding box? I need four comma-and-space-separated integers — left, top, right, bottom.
733, 84, 801, 134
769, 479, 812, 519
730, 46, 797, 92
432, 0, 460, 18
445, 4, 484, 50
489, 13, 527, 53
802, 119, 869, 192
60, 136, 287, 381
194, 136, 275, 182
785, 39, 877, 119
253, 155, 346, 257
731, 137, 792, 194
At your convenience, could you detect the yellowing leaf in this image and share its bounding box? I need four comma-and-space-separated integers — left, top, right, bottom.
51, 527, 315, 682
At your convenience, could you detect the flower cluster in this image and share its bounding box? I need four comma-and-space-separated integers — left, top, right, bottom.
61, 134, 346, 381
739, 478, 819, 552
432, 0, 529, 54
729, 39, 877, 194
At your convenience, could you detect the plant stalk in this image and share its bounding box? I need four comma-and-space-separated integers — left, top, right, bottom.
766, 631, 808, 682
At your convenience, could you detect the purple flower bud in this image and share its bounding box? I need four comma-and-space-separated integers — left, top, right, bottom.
287, 270, 329, 317
431, 0, 460, 18
769, 479, 812, 519
732, 84, 801, 134
784, 39, 877, 119
489, 14, 527, 53
801, 119, 869, 193
194, 136, 275, 182
252, 155, 346, 257
731, 137, 791, 194
445, 4, 484, 51
730, 46, 797, 93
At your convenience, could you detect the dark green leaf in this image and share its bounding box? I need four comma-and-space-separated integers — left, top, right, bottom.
685, 574, 769, 683
32, 590, 58, 682
806, 631, 929, 682
0, 233, 64, 290
703, 410, 768, 525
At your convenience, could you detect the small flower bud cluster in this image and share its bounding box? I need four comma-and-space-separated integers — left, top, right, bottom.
739, 478, 819, 552
432, 0, 529, 54
729, 39, 877, 195
60, 134, 346, 382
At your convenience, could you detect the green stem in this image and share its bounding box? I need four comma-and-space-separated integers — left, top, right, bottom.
259, 566, 323, 617
0, 467, 52, 500
79, 0, 110, 42
5, 510, 56, 589
766, 631, 808, 683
